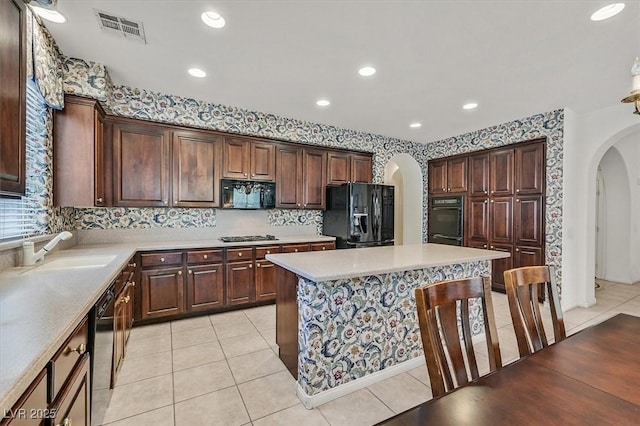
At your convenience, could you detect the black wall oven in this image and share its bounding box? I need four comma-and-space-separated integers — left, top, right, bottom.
428, 196, 464, 246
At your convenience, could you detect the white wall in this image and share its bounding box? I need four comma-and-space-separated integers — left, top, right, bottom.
562, 104, 640, 309
599, 147, 632, 283
384, 154, 423, 245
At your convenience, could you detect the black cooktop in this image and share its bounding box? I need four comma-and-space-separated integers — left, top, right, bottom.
219, 235, 278, 243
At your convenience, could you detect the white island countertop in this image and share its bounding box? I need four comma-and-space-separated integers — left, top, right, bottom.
266, 243, 510, 281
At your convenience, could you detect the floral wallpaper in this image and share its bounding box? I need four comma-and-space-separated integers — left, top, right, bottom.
28, 9, 63, 109
297, 260, 490, 396
76, 207, 216, 229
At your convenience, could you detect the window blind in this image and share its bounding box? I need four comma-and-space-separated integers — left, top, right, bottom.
0, 79, 46, 241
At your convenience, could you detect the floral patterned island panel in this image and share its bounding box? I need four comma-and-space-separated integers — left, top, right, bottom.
296, 260, 490, 398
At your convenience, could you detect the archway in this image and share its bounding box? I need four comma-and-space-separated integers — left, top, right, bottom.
384, 153, 423, 244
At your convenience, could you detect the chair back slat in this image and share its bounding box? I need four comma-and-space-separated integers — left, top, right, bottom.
504, 265, 566, 357
415, 276, 502, 397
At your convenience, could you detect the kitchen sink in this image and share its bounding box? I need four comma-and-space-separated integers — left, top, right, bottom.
34, 255, 117, 271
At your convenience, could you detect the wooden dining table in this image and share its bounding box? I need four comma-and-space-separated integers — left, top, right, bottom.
379, 313, 640, 425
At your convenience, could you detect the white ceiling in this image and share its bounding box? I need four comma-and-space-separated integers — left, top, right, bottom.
45, 0, 640, 143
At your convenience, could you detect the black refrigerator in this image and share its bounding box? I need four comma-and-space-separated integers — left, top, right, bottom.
323, 183, 394, 249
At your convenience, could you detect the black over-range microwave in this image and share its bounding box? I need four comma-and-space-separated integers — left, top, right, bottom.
221, 179, 276, 209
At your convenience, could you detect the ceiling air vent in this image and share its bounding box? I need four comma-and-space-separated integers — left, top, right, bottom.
94, 9, 146, 43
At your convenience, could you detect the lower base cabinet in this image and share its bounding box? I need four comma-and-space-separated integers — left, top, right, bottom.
187, 264, 224, 311
226, 260, 255, 305
255, 260, 277, 301
140, 267, 184, 319
50, 354, 90, 426
1, 369, 47, 426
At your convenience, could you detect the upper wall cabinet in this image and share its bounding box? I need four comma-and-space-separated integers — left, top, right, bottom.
469, 153, 490, 196
54, 95, 106, 207
327, 151, 373, 185
222, 137, 275, 181
110, 118, 172, 207
276, 145, 327, 209
515, 141, 545, 195
489, 149, 514, 196
428, 157, 467, 194
0, 0, 26, 196
172, 130, 221, 208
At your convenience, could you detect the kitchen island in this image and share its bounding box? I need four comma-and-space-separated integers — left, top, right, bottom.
266, 243, 509, 408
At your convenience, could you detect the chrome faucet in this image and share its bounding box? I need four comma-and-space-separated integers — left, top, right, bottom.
23, 231, 73, 266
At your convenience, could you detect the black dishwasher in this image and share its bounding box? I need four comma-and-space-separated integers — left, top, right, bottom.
89, 281, 116, 426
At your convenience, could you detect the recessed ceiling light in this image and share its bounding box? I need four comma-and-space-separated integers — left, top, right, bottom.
316, 99, 330, 107
409, 122, 422, 128
201, 11, 226, 28
462, 102, 478, 110
31, 6, 66, 23
590, 3, 625, 21
358, 66, 376, 77
188, 68, 207, 78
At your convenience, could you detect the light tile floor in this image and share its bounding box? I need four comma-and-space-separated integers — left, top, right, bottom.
101, 280, 639, 425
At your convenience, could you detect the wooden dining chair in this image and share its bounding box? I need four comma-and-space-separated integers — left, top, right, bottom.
415, 276, 502, 397
504, 265, 566, 357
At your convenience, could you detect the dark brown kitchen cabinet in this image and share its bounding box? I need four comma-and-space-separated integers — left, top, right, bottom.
0, 0, 26, 196
489, 149, 514, 196
222, 137, 275, 181
54, 95, 106, 207
489, 197, 513, 244
459, 139, 546, 292
466, 197, 489, 243
225, 247, 255, 306
187, 264, 224, 311
311, 241, 336, 251
172, 130, 221, 207
428, 158, 467, 194
0, 369, 47, 426
281, 243, 311, 253
111, 118, 171, 207
255, 245, 280, 302
301, 148, 327, 209
276, 145, 326, 209
327, 151, 373, 185
49, 354, 90, 426
140, 266, 184, 319
515, 142, 545, 195
469, 153, 490, 196
490, 244, 514, 292
514, 195, 543, 246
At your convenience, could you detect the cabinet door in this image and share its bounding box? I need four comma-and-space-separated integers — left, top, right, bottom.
490, 149, 514, 196
514, 246, 543, 268
490, 244, 513, 292
172, 130, 221, 207
428, 160, 448, 194
302, 149, 327, 209
351, 154, 373, 183
225, 260, 255, 305
514, 195, 544, 247
469, 153, 489, 196
50, 354, 90, 426
0, 0, 26, 196
112, 295, 125, 384
123, 282, 135, 345
112, 120, 171, 206
447, 158, 467, 193
140, 267, 184, 319
250, 141, 275, 181
54, 96, 106, 207
255, 260, 277, 301
276, 145, 302, 208
186, 263, 224, 311
489, 197, 513, 244
222, 137, 250, 179
2, 369, 47, 426
515, 142, 545, 195
327, 151, 351, 185
467, 197, 489, 242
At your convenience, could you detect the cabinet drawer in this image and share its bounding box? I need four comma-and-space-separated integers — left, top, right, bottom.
311, 242, 335, 251
281, 243, 310, 253
227, 248, 255, 262
255, 245, 281, 259
1, 369, 47, 426
140, 251, 183, 267
50, 317, 89, 402
187, 249, 223, 264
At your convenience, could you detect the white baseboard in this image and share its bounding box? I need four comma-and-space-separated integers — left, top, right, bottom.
297, 355, 427, 409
